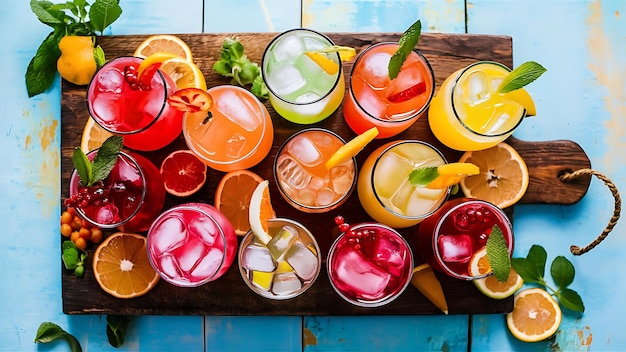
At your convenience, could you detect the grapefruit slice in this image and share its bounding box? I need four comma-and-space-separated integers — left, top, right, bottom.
159, 150, 207, 197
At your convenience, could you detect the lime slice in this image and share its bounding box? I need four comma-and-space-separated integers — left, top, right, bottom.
325, 127, 379, 169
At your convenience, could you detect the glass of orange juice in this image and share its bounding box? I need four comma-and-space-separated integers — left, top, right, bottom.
357, 140, 450, 228
342, 42, 435, 139
183, 85, 274, 172
428, 61, 527, 151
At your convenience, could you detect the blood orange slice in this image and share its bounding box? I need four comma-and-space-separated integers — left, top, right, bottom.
159, 150, 207, 197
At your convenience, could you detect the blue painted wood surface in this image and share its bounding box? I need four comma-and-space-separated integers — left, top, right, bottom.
1, 0, 625, 350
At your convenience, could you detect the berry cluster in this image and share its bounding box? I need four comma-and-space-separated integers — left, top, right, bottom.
123, 64, 152, 90
334, 215, 376, 250
453, 206, 494, 231
64, 181, 111, 209
60, 207, 103, 250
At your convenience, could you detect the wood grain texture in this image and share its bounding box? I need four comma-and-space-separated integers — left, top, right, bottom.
61, 32, 590, 316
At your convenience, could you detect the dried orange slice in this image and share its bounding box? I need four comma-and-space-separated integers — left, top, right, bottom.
214, 170, 266, 236
325, 127, 379, 169
468, 247, 523, 299
411, 263, 448, 314
93, 232, 159, 298
134, 34, 194, 61
506, 288, 562, 342
459, 142, 529, 208
80, 116, 114, 153
248, 180, 276, 244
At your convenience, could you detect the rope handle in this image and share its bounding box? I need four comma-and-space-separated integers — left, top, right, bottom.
559, 169, 621, 255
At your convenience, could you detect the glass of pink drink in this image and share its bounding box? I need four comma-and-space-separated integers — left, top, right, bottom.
416, 198, 514, 280
67, 150, 165, 233
87, 56, 185, 151
146, 203, 238, 287
327, 217, 414, 307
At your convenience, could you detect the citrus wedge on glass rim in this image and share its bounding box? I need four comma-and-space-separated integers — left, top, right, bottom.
325, 127, 379, 169
80, 116, 114, 152
468, 247, 523, 299
411, 263, 448, 314
506, 288, 562, 342
160, 56, 207, 90
248, 180, 276, 244
167, 87, 213, 113
458, 142, 529, 208
159, 150, 207, 197
503, 87, 536, 116
134, 34, 194, 61
424, 162, 480, 189
214, 169, 266, 236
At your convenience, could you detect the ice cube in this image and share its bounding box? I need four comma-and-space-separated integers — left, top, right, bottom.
292, 98, 325, 117
267, 65, 306, 95
370, 233, 406, 277
294, 92, 321, 105
96, 67, 124, 94
94, 203, 121, 225
360, 51, 392, 89
225, 132, 247, 158
271, 272, 302, 296
91, 96, 123, 126
242, 244, 276, 272
216, 90, 262, 132
285, 242, 318, 281
353, 78, 386, 118
276, 155, 312, 190
330, 165, 354, 195
267, 225, 298, 261
150, 215, 187, 254
272, 33, 304, 62
295, 189, 316, 206
159, 254, 182, 280
385, 61, 426, 100
403, 187, 443, 217
114, 156, 141, 187
188, 215, 218, 246
315, 188, 335, 206
374, 152, 413, 198
176, 239, 207, 272
333, 245, 390, 299
191, 247, 222, 279
287, 135, 322, 167
389, 179, 414, 214
464, 71, 491, 107
438, 234, 473, 263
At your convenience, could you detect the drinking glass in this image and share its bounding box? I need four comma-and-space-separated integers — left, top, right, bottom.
87, 56, 185, 151
416, 197, 514, 280
238, 218, 321, 300
428, 61, 527, 151
327, 220, 414, 307
146, 203, 238, 287
261, 28, 345, 124
357, 140, 450, 228
68, 150, 165, 233
183, 85, 274, 172
342, 42, 435, 139
274, 128, 356, 213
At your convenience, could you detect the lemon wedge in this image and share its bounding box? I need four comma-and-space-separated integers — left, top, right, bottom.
325, 127, 379, 169
137, 52, 180, 80
319, 45, 357, 61
425, 162, 480, 189
411, 263, 448, 314
304, 51, 339, 75
503, 87, 536, 116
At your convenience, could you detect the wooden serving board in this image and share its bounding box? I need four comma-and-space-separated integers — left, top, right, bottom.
60, 33, 591, 316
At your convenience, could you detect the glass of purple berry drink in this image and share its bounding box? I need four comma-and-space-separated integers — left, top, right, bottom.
327, 216, 414, 307
416, 197, 514, 280
65, 147, 166, 233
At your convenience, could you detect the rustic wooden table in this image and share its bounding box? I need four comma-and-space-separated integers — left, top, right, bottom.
1, 1, 625, 351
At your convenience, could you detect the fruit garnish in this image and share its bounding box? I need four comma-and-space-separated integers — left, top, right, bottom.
160, 57, 207, 90
80, 116, 114, 153
318, 45, 357, 61
167, 88, 214, 113
325, 127, 379, 169
506, 288, 562, 342
334, 215, 376, 250
303, 51, 339, 75
159, 150, 207, 197
72, 135, 123, 188
497, 61, 546, 94
214, 169, 266, 236
213, 37, 268, 100
503, 87, 536, 116
387, 81, 426, 103
134, 34, 194, 61
469, 246, 523, 300
93, 232, 159, 298
248, 180, 276, 244
136, 52, 179, 81
459, 142, 529, 208
410, 263, 448, 314
388, 19, 422, 80
408, 162, 479, 189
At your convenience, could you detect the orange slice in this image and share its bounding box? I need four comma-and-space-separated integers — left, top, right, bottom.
248, 180, 276, 244
425, 162, 480, 189
325, 127, 379, 169
459, 142, 529, 208
468, 247, 523, 299
160, 57, 207, 90
506, 288, 562, 342
411, 263, 448, 314
304, 51, 339, 75
214, 170, 266, 236
137, 52, 180, 81
504, 87, 536, 117
80, 116, 114, 153
93, 232, 159, 298
159, 150, 207, 197
134, 34, 194, 61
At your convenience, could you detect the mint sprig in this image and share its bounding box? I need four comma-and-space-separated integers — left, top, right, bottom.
497, 61, 547, 94
72, 135, 123, 187
512, 245, 585, 312
388, 19, 422, 80
485, 225, 511, 282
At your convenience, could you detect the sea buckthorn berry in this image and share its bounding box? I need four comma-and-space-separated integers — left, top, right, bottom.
78, 227, 91, 240
70, 231, 80, 242
60, 223, 72, 237
60, 211, 73, 225
75, 237, 88, 251
90, 228, 103, 244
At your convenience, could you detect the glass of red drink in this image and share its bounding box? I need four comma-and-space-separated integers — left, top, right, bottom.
146, 203, 238, 287
67, 150, 165, 233
416, 198, 514, 280
342, 42, 435, 139
87, 56, 185, 151
327, 217, 414, 307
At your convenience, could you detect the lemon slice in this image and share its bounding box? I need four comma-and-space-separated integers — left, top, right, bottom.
325, 127, 379, 169
304, 52, 339, 75
134, 34, 194, 61
137, 52, 180, 80
425, 162, 480, 189
319, 45, 357, 61
411, 263, 448, 314
507, 288, 562, 342
248, 180, 274, 245
503, 87, 536, 116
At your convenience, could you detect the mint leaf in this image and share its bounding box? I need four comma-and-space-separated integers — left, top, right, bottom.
88, 0, 122, 34
62, 240, 79, 270
30, 0, 67, 26
213, 37, 267, 100
72, 147, 92, 187
511, 244, 547, 284
497, 61, 546, 94
106, 315, 130, 348
35, 322, 82, 352
551, 255, 575, 288
92, 135, 122, 183
251, 75, 269, 100
25, 30, 63, 97
556, 288, 585, 312
485, 225, 511, 282
408, 166, 438, 186
388, 19, 421, 80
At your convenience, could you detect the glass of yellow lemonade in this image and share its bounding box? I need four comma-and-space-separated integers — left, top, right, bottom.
428, 61, 528, 151
357, 140, 450, 228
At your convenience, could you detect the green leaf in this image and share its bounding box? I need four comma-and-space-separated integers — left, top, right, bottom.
224, 38, 245, 61
25, 30, 63, 97
388, 19, 421, 80
35, 322, 82, 352
527, 244, 548, 277
30, 0, 67, 26
556, 287, 585, 312
511, 244, 548, 284
251, 75, 269, 100
551, 255, 575, 288
88, 0, 122, 34
62, 242, 79, 270
497, 61, 546, 93
92, 135, 123, 183
106, 315, 131, 348
94, 45, 106, 67
71, 147, 93, 186
485, 225, 511, 282
408, 166, 438, 186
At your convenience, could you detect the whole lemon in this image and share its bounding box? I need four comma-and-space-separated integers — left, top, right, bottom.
57, 35, 98, 86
